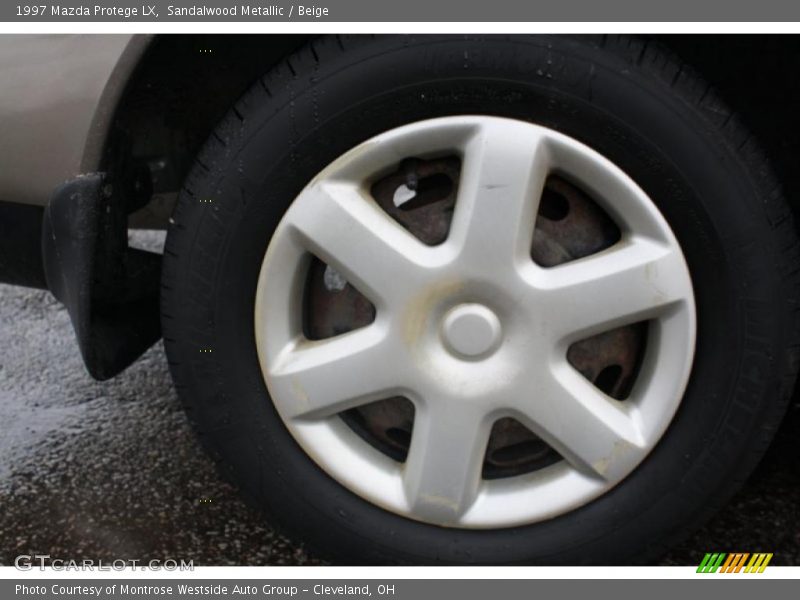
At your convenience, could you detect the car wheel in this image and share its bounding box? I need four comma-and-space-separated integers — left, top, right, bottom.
161, 35, 800, 564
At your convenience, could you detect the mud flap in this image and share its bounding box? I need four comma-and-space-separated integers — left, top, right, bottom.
42, 173, 161, 380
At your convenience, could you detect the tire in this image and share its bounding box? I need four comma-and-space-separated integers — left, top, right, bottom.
161, 34, 800, 564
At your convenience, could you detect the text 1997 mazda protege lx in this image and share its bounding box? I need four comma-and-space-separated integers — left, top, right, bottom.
1, 34, 798, 564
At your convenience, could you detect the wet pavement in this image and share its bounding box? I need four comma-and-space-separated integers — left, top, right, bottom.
0, 235, 798, 566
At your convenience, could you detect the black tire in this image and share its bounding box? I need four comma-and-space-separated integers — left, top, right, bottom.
161, 34, 800, 565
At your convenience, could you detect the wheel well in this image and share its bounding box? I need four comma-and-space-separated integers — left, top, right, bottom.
106, 34, 800, 227
103, 34, 313, 227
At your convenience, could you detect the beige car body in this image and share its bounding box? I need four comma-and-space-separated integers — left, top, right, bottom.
0, 34, 149, 207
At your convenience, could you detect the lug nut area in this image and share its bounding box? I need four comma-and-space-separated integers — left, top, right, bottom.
440, 303, 503, 359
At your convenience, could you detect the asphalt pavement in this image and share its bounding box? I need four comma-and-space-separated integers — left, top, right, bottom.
0, 234, 798, 566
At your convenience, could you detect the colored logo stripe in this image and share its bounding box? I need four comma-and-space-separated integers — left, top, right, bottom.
697, 553, 773, 573
720, 553, 749, 573
745, 553, 773, 573
697, 553, 726, 573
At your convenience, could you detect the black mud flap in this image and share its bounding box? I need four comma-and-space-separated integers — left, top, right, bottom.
42, 173, 161, 380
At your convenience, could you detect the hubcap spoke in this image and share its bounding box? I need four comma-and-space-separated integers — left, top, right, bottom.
535, 238, 693, 342
284, 181, 429, 307
450, 120, 551, 266
511, 364, 645, 480
403, 401, 491, 524
268, 325, 402, 421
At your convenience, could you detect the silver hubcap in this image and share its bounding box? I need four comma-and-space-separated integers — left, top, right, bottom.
254, 116, 696, 528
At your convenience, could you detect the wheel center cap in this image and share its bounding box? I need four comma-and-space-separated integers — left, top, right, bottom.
441, 304, 503, 359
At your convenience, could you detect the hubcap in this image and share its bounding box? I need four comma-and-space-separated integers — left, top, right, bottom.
254, 116, 696, 528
